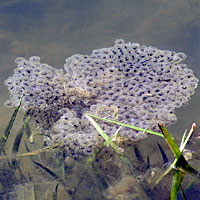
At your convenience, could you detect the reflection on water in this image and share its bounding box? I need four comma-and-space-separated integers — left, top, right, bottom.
0, 0, 200, 199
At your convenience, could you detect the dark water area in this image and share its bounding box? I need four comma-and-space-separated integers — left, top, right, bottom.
0, 0, 200, 199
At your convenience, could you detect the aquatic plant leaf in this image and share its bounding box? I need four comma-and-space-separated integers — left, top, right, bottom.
158, 122, 181, 159
12, 115, 31, 154
180, 129, 187, 149
86, 115, 155, 200
32, 161, 73, 195
154, 125, 185, 185
87, 124, 125, 163
85, 115, 138, 173
155, 159, 176, 186
24, 141, 31, 153
11, 114, 31, 173
17, 139, 65, 157
157, 143, 168, 165
86, 115, 126, 156
179, 123, 196, 152
52, 183, 59, 200
25, 123, 32, 139
17, 165, 28, 182
134, 145, 145, 165
85, 113, 164, 138
4, 148, 27, 182
176, 154, 200, 179
170, 169, 185, 200
1, 150, 12, 168
146, 155, 150, 170
180, 186, 187, 200
155, 155, 200, 187
158, 122, 200, 176
87, 144, 105, 163
0, 97, 22, 154
33, 161, 61, 181
157, 122, 200, 199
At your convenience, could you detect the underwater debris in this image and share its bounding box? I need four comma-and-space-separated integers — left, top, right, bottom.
4, 39, 199, 154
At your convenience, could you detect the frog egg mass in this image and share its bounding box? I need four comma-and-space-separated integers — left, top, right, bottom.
4, 39, 199, 154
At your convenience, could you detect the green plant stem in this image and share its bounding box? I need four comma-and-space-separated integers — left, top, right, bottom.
170, 169, 185, 200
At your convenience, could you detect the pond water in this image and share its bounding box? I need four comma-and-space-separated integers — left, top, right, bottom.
0, 0, 200, 199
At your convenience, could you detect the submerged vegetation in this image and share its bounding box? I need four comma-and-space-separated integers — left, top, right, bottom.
2, 39, 199, 199
0, 99, 200, 200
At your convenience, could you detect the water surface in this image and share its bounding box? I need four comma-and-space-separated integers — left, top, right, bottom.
0, 0, 200, 199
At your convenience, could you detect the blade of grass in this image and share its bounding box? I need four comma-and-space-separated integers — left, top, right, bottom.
156, 123, 200, 188
11, 114, 31, 167
156, 154, 200, 187
146, 155, 150, 170
158, 123, 186, 200
155, 159, 176, 186
0, 97, 22, 154
12, 115, 31, 154
85, 113, 164, 138
180, 123, 196, 152
30, 180, 36, 200
87, 124, 125, 163
180, 129, 187, 149
180, 185, 187, 200
170, 169, 185, 200
85, 114, 155, 200
25, 123, 32, 139
17, 139, 65, 157
33, 160, 74, 196
158, 122, 181, 159
17, 165, 28, 182
87, 144, 106, 163
134, 145, 145, 165
176, 154, 200, 179
155, 123, 188, 186
12, 116, 31, 154
2, 150, 12, 168
157, 143, 168, 165
85, 115, 137, 172
159, 122, 200, 178
33, 161, 62, 181
52, 183, 59, 200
